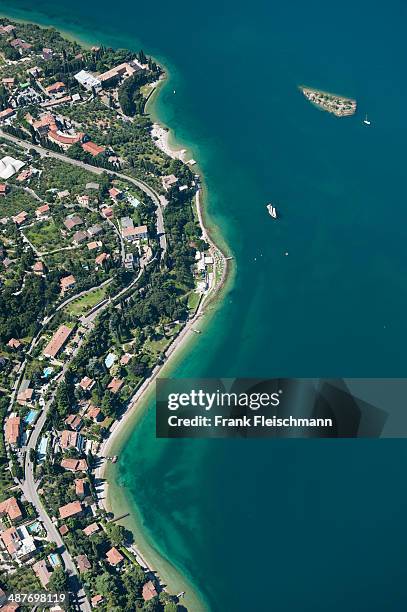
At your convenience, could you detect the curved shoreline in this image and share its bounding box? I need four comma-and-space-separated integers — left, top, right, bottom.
100, 69, 234, 611
0, 9, 233, 609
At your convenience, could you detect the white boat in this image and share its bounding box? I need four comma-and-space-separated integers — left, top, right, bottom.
266, 203, 278, 218
363, 114, 371, 125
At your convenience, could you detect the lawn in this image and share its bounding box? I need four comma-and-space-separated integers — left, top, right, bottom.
187, 290, 201, 312
66, 285, 108, 316
24, 219, 68, 252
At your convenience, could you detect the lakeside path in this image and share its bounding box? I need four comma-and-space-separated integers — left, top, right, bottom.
98, 187, 230, 462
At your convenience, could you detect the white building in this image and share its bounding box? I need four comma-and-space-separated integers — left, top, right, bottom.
0, 156, 25, 180
74, 70, 102, 92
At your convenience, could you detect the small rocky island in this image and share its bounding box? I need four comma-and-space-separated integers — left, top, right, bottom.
300, 86, 357, 117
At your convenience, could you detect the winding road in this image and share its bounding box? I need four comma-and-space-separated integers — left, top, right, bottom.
0, 129, 166, 611
0, 130, 167, 256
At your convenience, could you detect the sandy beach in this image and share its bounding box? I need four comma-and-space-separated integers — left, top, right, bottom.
151, 122, 187, 161
99, 188, 229, 463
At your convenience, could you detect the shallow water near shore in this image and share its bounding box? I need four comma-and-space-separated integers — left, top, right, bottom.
3, 0, 407, 610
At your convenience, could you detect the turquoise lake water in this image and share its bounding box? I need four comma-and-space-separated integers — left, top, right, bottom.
3, 0, 407, 609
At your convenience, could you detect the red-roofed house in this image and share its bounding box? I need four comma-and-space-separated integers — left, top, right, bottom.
0, 497, 22, 522
60, 275, 76, 294
0, 183, 9, 196
32, 261, 44, 275
7, 338, 21, 350
60, 458, 88, 472
5, 416, 20, 446
60, 430, 83, 451
36, 204, 50, 219
142, 580, 158, 601
43, 325, 72, 358
0, 108, 15, 122
91, 594, 104, 607
83, 522, 99, 536
46, 81, 66, 95
65, 414, 83, 431
95, 252, 109, 266
101, 206, 113, 218
106, 547, 124, 566
108, 187, 123, 201
79, 376, 95, 392
76, 553, 91, 573
75, 478, 87, 499
59, 524, 69, 536
86, 405, 102, 422
107, 378, 123, 394
82, 141, 105, 157
33, 559, 52, 588
59, 501, 83, 520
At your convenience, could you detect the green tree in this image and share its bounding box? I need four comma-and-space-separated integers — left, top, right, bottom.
48, 567, 68, 592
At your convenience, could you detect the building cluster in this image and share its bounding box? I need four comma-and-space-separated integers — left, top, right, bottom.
195, 250, 214, 294
74, 59, 144, 93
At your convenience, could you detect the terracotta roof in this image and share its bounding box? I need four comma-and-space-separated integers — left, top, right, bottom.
142, 580, 158, 601
0, 526, 20, 555
65, 414, 82, 430
72, 230, 87, 244
43, 324, 72, 358
60, 430, 80, 450
108, 378, 123, 394
109, 187, 122, 199
120, 353, 132, 365
64, 215, 83, 230
98, 62, 138, 83
59, 500, 83, 519
123, 225, 148, 238
101, 206, 113, 218
5, 416, 20, 445
0, 107, 14, 120
49, 130, 83, 146
36, 204, 50, 215
95, 252, 108, 265
75, 478, 86, 497
79, 376, 94, 391
32, 261, 44, 273
17, 388, 33, 404
83, 522, 99, 536
46, 81, 65, 93
12, 211, 28, 225
82, 141, 105, 156
59, 524, 69, 535
0, 497, 22, 521
106, 547, 124, 566
87, 241, 100, 250
60, 275, 76, 291
86, 405, 101, 421
91, 594, 104, 607
76, 553, 91, 573
33, 559, 52, 587
61, 458, 88, 472
7, 338, 21, 349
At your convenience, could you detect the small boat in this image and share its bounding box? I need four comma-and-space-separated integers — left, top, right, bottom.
363, 114, 371, 125
266, 203, 278, 218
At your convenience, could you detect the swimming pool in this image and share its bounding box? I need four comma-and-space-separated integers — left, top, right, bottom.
105, 353, 116, 368
48, 553, 61, 567
24, 410, 39, 425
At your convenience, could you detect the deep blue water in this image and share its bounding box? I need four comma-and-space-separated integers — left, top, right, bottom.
3, 0, 407, 609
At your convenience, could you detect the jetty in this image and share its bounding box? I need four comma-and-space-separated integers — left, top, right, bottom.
300, 86, 357, 117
